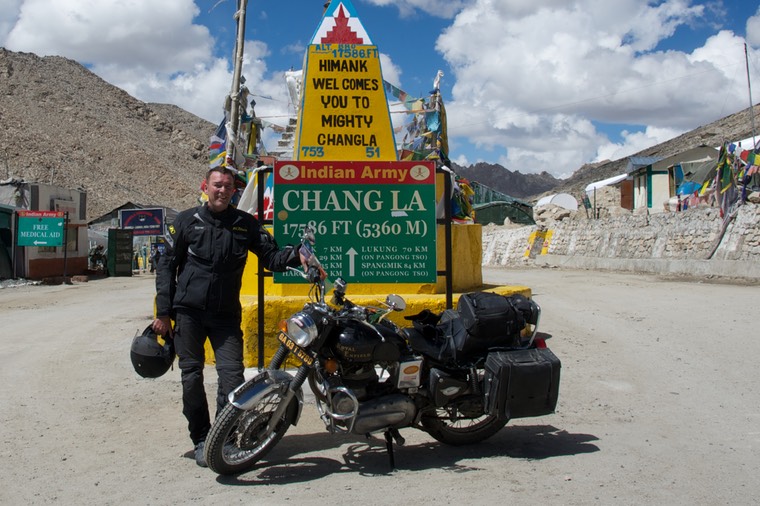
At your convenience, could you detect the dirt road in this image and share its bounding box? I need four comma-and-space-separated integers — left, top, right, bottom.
1, 268, 758, 505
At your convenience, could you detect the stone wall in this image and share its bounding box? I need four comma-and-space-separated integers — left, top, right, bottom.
482, 224, 535, 266
480, 203, 760, 279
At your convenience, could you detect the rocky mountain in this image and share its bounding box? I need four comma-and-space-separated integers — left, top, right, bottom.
1, 48, 758, 219
451, 162, 560, 200
0, 49, 214, 221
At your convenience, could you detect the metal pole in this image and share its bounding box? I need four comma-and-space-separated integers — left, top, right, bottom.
445, 181, 453, 309
745, 43, 757, 148
442, 170, 453, 309
228, 0, 248, 164
435, 168, 453, 309
257, 169, 266, 370
12, 211, 18, 278
63, 211, 68, 281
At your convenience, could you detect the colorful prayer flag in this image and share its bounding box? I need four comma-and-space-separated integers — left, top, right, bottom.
208, 119, 227, 168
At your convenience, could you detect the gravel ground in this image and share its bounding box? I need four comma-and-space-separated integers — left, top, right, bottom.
1, 267, 758, 505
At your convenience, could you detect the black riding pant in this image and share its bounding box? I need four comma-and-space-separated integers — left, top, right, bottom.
173, 309, 245, 445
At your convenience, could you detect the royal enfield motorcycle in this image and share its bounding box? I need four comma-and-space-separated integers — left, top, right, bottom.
204, 228, 561, 475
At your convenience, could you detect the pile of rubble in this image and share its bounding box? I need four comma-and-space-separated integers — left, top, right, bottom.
533, 185, 631, 226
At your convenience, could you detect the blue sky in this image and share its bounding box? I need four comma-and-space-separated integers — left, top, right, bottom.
2, 0, 759, 178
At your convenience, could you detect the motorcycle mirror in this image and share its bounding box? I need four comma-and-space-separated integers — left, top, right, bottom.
385, 294, 406, 312
333, 277, 347, 296
301, 226, 315, 245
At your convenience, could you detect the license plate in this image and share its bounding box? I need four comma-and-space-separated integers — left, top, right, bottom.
277, 332, 315, 366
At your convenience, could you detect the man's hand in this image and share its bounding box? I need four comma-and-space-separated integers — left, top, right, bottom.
299, 244, 327, 280
152, 317, 173, 338
299, 243, 313, 271
299, 250, 309, 271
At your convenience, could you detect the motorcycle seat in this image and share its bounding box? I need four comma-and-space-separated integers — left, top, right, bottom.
402, 326, 455, 363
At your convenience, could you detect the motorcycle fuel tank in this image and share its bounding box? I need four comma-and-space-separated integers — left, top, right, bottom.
333, 320, 402, 363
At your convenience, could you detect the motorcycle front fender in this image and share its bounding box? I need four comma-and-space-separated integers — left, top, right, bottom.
228, 369, 304, 424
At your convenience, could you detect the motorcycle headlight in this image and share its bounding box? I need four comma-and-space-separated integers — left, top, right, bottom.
286, 312, 319, 347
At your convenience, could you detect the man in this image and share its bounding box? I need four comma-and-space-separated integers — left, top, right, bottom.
148, 245, 160, 274
152, 166, 304, 467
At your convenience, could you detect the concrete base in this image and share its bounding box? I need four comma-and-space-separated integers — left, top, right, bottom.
240, 224, 484, 296
209, 283, 532, 368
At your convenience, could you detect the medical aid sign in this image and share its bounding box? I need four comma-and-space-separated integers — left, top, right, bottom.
273, 161, 436, 283
17, 210, 65, 247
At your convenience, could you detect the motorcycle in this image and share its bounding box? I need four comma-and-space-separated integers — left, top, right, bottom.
204, 228, 561, 475
88, 245, 107, 272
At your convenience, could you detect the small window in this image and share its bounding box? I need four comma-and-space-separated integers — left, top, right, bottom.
66, 227, 78, 252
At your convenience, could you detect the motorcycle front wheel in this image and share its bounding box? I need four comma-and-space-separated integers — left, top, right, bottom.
421, 395, 507, 445
204, 385, 297, 475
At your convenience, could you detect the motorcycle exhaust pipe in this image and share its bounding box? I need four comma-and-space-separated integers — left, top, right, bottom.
351, 394, 416, 435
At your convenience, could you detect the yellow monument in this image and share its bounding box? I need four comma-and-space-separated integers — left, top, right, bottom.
230, 0, 527, 367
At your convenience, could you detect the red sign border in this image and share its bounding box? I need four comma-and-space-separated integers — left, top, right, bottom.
17, 210, 65, 218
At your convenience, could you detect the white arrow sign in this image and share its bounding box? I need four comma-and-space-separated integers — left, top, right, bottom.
346, 247, 358, 277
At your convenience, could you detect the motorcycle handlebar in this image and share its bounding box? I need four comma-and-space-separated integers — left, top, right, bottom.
294, 227, 398, 318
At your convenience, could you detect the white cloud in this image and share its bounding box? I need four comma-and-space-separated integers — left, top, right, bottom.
747, 7, 760, 48
5, 0, 212, 72
434, 0, 758, 175
363, 0, 468, 19
0, 0, 21, 42
595, 126, 684, 163
379, 52, 401, 86
0, 0, 296, 124
451, 153, 470, 166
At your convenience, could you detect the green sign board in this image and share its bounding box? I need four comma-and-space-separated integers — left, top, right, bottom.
273, 161, 437, 283
17, 211, 65, 247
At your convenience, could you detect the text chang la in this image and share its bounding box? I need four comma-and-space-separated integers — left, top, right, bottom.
281, 189, 427, 212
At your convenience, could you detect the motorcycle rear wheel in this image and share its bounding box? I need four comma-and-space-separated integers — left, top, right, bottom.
204, 388, 296, 475
421, 395, 507, 445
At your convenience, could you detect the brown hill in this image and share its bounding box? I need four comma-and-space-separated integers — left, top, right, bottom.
1, 48, 758, 217
451, 162, 560, 200
0, 49, 214, 221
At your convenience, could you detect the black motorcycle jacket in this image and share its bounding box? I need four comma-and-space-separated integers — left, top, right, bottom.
155, 204, 300, 317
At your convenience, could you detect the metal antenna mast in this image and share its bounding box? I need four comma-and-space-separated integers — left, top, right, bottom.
745, 43, 757, 149
228, 0, 248, 166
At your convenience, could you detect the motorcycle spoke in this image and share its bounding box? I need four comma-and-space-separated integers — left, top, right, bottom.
420, 393, 508, 444
205, 373, 297, 475
435, 408, 492, 431
227, 394, 280, 448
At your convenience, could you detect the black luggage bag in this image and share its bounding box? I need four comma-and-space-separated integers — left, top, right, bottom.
483, 347, 561, 420
453, 292, 531, 358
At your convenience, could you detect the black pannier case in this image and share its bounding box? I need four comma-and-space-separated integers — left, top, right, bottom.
483, 348, 561, 420
454, 292, 529, 357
